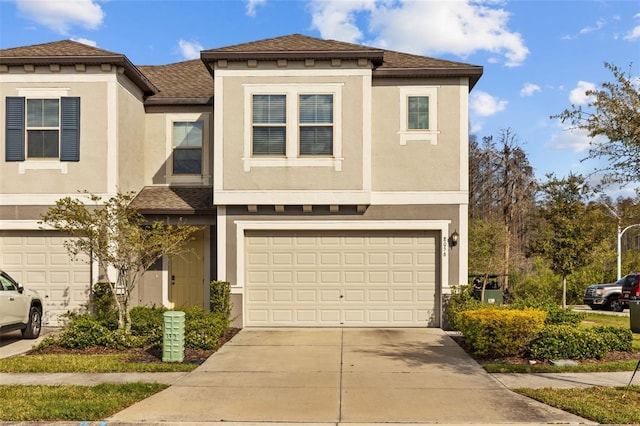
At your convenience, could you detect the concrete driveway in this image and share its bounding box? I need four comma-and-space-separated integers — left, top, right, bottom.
109, 328, 591, 424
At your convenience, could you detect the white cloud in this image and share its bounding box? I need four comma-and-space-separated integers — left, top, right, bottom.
545, 121, 606, 153
624, 25, 640, 41
71, 37, 97, 47
569, 81, 596, 105
520, 83, 541, 97
245, 0, 266, 17
579, 18, 606, 35
309, 0, 529, 67
309, 0, 371, 43
178, 39, 203, 60
470, 91, 507, 117
14, 0, 104, 34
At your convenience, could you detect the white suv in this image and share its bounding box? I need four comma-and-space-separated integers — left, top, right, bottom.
0, 270, 43, 339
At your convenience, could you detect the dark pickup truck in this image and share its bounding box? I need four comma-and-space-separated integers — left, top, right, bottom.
583, 281, 623, 311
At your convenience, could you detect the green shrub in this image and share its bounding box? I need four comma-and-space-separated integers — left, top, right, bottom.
525, 324, 631, 360
210, 280, 231, 318
51, 305, 231, 352
91, 282, 118, 328
130, 306, 166, 347
445, 285, 483, 331
527, 325, 607, 360
184, 306, 230, 350
56, 314, 110, 349
543, 306, 585, 326
592, 325, 633, 352
55, 314, 139, 349
458, 308, 546, 357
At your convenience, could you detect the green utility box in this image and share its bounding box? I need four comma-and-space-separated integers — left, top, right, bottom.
474, 289, 504, 306
630, 301, 640, 333
163, 311, 185, 362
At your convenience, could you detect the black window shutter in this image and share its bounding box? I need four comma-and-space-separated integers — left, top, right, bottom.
60, 97, 80, 161
5, 97, 25, 161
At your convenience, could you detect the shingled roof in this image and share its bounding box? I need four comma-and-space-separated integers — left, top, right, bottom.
129, 186, 215, 214
201, 33, 385, 64
139, 60, 213, 105
0, 40, 158, 96
201, 34, 482, 89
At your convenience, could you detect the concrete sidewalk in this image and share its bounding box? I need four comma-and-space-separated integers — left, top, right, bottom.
108, 328, 592, 424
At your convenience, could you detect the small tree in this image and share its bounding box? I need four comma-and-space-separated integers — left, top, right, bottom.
41, 192, 201, 332
529, 174, 602, 307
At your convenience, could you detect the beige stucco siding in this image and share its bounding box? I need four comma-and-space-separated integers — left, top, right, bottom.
143, 106, 213, 186
371, 79, 463, 192
221, 75, 364, 191
116, 79, 146, 193
0, 67, 151, 196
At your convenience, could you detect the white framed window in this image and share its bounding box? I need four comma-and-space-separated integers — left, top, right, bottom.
398, 86, 439, 145
26, 98, 60, 158
172, 121, 203, 174
243, 83, 343, 171
252, 94, 286, 155
165, 113, 210, 185
299, 94, 333, 156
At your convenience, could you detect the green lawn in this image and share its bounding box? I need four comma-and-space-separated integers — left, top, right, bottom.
0, 353, 198, 373
516, 385, 640, 425
0, 383, 167, 421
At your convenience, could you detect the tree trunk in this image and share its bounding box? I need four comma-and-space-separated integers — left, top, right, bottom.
562, 275, 567, 308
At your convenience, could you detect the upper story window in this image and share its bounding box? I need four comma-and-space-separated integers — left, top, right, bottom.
27, 99, 60, 158
299, 94, 333, 155
407, 96, 429, 130
398, 87, 438, 145
243, 84, 343, 171
252, 94, 286, 155
5, 96, 80, 161
172, 121, 203, 174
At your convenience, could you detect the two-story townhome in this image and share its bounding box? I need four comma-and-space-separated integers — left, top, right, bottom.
1, 34, 482, 328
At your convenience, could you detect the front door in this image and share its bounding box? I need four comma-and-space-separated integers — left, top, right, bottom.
169, 229, 204, 308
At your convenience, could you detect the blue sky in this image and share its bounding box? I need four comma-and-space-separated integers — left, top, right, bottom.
1, 0, 639, 194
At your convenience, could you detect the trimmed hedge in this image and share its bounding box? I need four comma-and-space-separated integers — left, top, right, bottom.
457, 308, 546, 357
527, 325, 633, 360
42, 305, 230, 351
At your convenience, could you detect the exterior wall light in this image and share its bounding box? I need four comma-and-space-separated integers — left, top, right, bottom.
450, 230, 459, 247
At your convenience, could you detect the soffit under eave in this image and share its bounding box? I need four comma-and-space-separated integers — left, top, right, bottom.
0, 55, 159, 96
374, 67, 484, 91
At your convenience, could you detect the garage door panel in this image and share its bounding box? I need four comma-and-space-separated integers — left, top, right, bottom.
245, 230, 439, 327
0, 231, 91, 325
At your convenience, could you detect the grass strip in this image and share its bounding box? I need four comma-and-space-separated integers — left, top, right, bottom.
515, 385, 640, 425
0, 354, 197, 373
0, 383, 167, 421
484, 359, 639, 373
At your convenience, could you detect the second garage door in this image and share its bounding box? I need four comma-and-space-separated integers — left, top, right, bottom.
0, 231, 91, 326
244, 230, 439, 327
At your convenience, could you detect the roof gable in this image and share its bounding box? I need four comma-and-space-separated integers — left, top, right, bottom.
0, 40, 158, 96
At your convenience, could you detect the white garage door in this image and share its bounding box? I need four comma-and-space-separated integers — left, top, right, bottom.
245, 230, 439, 327
0, 231, 91, 326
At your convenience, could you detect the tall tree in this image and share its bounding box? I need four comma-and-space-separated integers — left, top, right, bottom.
41, 192, 200, 332
529, 174, 602, 307
468, 129, 536, 287
553, 63, 640, 187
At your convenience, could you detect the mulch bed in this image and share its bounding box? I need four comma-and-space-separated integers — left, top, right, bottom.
28, 327, 241, 365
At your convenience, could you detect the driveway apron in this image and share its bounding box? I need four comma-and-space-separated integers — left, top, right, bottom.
109, 328, 590, 424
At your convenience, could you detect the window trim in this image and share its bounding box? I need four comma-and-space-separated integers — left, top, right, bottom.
398, 86, 439, 146
165, 113, 210, 185
243, 83, 343, 171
